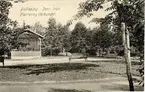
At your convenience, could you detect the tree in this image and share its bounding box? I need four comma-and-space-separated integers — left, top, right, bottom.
0, 0, 13, 66
58, 25, 70, 55
0, 0, 12, 48
43, 18, 70, 56
75, 0, 144, 91
85, 28, 96, 55
43, 18, 58, 56
0, 0, 27, 62
94, 22, 114, 56
70, 22, 87, 53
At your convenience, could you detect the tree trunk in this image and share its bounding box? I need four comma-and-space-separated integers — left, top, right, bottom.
122, 22, 134, 91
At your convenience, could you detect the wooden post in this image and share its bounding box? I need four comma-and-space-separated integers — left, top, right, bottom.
2, 59, 4, 67
50, 45, 52, 57
121, 22, 134, 91
0, 56, 5, 67
39, 38, 42, 57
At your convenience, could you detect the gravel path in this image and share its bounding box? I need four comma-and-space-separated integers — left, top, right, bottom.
0, 56, 139, 66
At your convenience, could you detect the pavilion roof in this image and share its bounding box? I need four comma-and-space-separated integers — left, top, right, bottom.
24, 28, 44, 38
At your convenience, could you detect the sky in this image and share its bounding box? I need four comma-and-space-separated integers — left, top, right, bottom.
9, 0, 111, 30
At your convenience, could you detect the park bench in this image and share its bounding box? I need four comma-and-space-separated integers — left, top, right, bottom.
69, 53, 88, 62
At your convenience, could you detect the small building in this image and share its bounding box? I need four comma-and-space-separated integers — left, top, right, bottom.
11, 29, 44, 59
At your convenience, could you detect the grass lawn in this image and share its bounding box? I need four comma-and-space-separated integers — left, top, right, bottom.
0, 59, 141, 82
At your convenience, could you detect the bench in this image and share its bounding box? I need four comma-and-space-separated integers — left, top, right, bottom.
69, 54, 88, 62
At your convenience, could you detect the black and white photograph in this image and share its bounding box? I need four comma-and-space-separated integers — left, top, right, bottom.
0, 0, 144, 92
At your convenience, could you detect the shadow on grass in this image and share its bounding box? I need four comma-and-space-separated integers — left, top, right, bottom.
48, 88, 91, 92
25, 63, 99, 75
1, 63, 99, 75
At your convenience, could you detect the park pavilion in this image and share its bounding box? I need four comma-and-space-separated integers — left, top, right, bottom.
11, 29, 44, 59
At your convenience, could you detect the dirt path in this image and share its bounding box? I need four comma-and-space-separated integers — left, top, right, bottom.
0, 77, 143, 92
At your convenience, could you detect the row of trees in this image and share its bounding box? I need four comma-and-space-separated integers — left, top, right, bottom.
30, 17, 140, 57
31, 18, 123, 56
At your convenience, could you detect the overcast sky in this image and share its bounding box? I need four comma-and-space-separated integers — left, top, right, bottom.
9, 0, 111, 30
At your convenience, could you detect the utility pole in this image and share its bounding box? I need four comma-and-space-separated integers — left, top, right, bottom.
122, 22, 134, 91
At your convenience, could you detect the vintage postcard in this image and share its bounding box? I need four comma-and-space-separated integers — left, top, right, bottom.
0, 0, 144, 92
